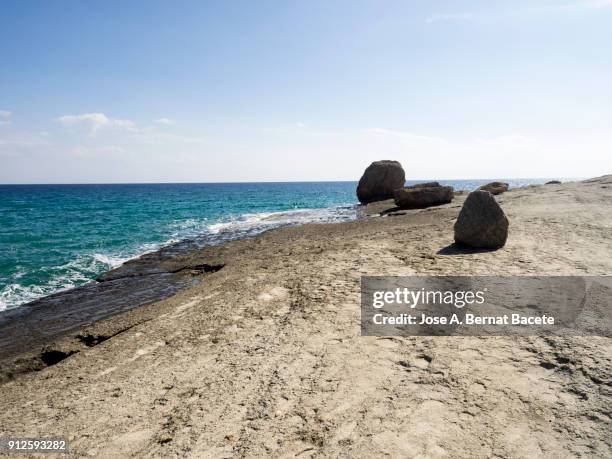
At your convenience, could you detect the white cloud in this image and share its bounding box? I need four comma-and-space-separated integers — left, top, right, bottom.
56, 113, 137, 135
55, 112, 207, 149
0, 110, 12, 126
296, 122, 308, 129
155, 118, 176, 126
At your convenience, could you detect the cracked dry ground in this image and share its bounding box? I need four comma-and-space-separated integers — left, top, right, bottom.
0, 177, 610, 458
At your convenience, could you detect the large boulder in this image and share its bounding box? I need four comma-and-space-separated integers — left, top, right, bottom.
394, 185, 454, 209
454, 191, 509, 249
546, 180, 561, 185
477, 181, 509, 195
356, 160, 405, 204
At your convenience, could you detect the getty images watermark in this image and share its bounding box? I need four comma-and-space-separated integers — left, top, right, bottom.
361, 276, 612, 336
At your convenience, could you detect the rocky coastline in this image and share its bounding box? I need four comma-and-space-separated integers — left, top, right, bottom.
0, 174, 610, 457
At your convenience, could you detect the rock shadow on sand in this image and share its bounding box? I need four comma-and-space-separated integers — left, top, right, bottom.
437, 243, 497, 256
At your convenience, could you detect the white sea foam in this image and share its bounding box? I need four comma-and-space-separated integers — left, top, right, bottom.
1, 282, 61, 311
93, 253, 131, 268
0, 253, 132, 310
207, 206, 356, 239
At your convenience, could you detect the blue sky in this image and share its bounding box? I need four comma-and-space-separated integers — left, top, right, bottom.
1, 0, 611, 183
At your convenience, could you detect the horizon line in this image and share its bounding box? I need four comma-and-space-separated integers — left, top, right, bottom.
0, 177, 577, 186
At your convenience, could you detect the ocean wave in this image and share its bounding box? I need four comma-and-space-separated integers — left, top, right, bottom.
0, 283, 48, 312
207, 206, 356, 239
167, 218, 211, 242
92, 253, 132, 269
0, 204, 357, 311
0, 251, 143, 311
0, 279, 77, 312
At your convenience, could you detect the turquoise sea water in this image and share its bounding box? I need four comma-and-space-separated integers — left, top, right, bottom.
0, 179, 550, 310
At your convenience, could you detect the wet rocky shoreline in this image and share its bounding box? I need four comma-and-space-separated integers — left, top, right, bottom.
0, 208, 364, 377
0, 237, 220, 362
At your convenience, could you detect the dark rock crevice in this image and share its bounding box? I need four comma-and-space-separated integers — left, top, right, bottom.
168, 263, 225, 275
39, 349, 77, 367
76, 333, 111, 347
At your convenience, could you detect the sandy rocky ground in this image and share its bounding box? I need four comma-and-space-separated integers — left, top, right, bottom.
0, 177, 611, 458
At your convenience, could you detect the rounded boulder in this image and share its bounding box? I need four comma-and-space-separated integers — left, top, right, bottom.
356, 160, 406, 204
